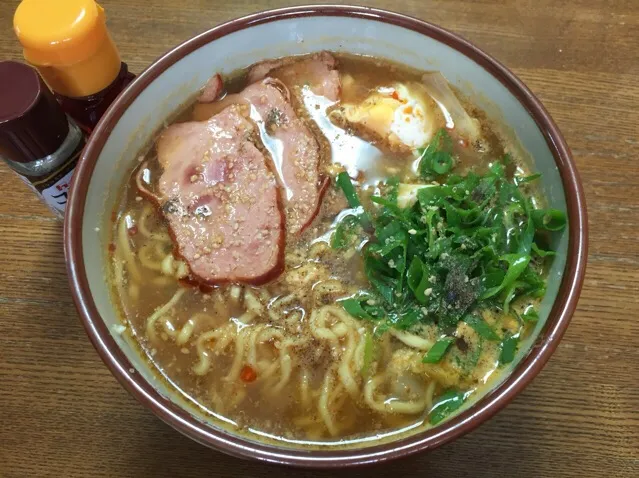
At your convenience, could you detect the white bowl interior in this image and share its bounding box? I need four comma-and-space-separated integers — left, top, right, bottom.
81, 15, 568, 448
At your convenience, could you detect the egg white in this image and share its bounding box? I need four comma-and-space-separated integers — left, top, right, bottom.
341, 82, 439, 150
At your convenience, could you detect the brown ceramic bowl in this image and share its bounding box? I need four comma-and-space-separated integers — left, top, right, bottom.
64, 5, 588, 467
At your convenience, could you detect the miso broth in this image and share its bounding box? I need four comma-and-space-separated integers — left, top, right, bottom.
108, 52, 564, 445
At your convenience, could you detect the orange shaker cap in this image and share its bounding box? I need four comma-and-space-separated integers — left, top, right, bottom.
14, 0, 111, 66
14, 0, 122, 97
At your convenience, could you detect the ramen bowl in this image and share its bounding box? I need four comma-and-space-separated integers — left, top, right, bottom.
64, 5, 587, 467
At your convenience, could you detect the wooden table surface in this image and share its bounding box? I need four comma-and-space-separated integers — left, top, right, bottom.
1, 0, 638, 476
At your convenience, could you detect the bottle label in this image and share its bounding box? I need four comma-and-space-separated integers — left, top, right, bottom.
39, 168, 75, 214
18, 144, 83, 219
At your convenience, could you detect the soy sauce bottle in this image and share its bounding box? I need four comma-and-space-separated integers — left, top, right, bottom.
0, 61, 85, 220
13, 0, 135, 133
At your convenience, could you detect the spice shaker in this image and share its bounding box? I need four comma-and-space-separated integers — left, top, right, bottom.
13, 0, 135, 132
0, 61, 85, 220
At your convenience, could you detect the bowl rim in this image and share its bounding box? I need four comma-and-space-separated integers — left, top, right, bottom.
64, 4, 588, 468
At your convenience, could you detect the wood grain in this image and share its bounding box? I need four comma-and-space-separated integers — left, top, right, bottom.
1, 0, 638, 476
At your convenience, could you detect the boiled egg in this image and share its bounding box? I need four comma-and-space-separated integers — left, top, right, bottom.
340, 83, 440, 150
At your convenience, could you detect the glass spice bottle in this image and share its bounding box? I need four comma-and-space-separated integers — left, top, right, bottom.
0, 61, 86, 220
13, 0, 135, 133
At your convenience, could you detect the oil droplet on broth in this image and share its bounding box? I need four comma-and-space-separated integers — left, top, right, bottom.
301, 86, 392, 186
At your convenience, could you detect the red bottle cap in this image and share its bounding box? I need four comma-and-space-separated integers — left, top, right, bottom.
0, 61, 69, 164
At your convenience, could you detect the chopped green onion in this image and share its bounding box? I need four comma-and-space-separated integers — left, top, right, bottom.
517, 218, 535, 255
515, 173, 541, 185
331, 214, 359, 249
480, 253, 531, 299
339, 295, 384, 321
336, 172, 361, 209
340, 298, 372, 319
418, 129, 455, 178
532, 243, 556, 257
499, 334, 519, 364
429, 389, 466, 425
432, 151, 454, 174
521, 305, 539, 323
423, 337, 454, 363
361, 331, 375, 377
407, 257, 432, 304
334, 131, 562, 384
336, 172, 371, 228
531, 208, 567, 231
463, 315, 501, 341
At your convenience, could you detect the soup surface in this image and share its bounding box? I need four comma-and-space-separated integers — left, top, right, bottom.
108, 52, 565, 445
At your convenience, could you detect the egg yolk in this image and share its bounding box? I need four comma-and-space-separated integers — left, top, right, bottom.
341, 83, 439, 150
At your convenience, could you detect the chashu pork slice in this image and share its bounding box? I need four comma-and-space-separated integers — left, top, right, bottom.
247, 51, 341, 102
239, 80, 324, 235
193, 82, 325, 235
156, 104, 284, 284
192, 53, 342, 234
